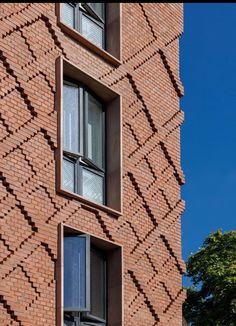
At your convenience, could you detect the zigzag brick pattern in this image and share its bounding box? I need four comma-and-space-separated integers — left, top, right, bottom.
0, 3, 186, 325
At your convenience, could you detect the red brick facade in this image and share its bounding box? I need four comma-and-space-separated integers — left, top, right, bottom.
0, 3, 185, 326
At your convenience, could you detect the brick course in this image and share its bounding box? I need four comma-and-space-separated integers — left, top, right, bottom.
0, 3, 185, 325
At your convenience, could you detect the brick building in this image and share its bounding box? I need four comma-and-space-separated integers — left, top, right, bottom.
0, 3, 186, 326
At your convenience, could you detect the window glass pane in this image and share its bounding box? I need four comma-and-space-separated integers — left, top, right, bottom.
61, 3, 75, 28
64, 321, 74, 326
88, 3, 104, 20
91, 248, 106, 320
62, 158, 75, 193
64, 236, 87, 310
81, 14, 103, 48
63, 83, 80, 153
82, 168, 104, 204
64, 317, 74, 326
87, 94, 104, 168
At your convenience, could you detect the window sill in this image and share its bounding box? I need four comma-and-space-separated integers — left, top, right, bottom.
58, 21, 122, 67
57, 188, 122, 218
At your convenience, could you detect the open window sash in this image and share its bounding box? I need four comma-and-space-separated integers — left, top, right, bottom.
79, 4, 105, 49
83, 90, 105, 171
80, 3, 105, 23
64, 234, 90, 312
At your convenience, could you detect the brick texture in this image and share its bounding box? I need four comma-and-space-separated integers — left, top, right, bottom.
0, 3, 186, 326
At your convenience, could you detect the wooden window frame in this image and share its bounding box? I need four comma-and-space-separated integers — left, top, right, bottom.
56, 57, 123, 216
55, 3, 122, 66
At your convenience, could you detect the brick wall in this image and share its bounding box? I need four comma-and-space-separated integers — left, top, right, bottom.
0, 3, 186, 325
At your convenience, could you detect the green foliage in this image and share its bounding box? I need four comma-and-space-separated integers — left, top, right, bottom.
183, 229, 236, 325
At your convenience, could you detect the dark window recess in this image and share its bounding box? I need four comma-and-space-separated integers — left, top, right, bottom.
61, 3, 105, 49
90, 247, 106, 321
64, 234, 107, 326
62, 79, 105, 205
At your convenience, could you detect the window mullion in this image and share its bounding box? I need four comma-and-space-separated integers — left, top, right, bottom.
79, 87, 84, 156
103, 172, 106, 207
75, 159, 78, 194
103, 109, 106, 204
75, 3, 80, 31
83, 89, 88, 160
102, 109, 105, 171
103, 4, 106, 50
77, 160, 82, 196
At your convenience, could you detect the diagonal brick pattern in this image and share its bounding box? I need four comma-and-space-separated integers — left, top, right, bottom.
0, 3, 185, 325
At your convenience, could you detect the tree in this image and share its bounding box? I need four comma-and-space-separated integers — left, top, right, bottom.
183, 229, 236, 326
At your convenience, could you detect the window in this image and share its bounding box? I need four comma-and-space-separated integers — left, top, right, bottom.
61, 3, 105, 49
56, 58, 122, 214
56, 4, 122, 64
62, 79, 105, 205
64, 234, 106, 326
58, 224, 123, 326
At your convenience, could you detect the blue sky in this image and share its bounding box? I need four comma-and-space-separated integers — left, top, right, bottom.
180, 3, 236, 275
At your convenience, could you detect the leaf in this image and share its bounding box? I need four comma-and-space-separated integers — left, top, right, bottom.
183, 229, 236, 325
